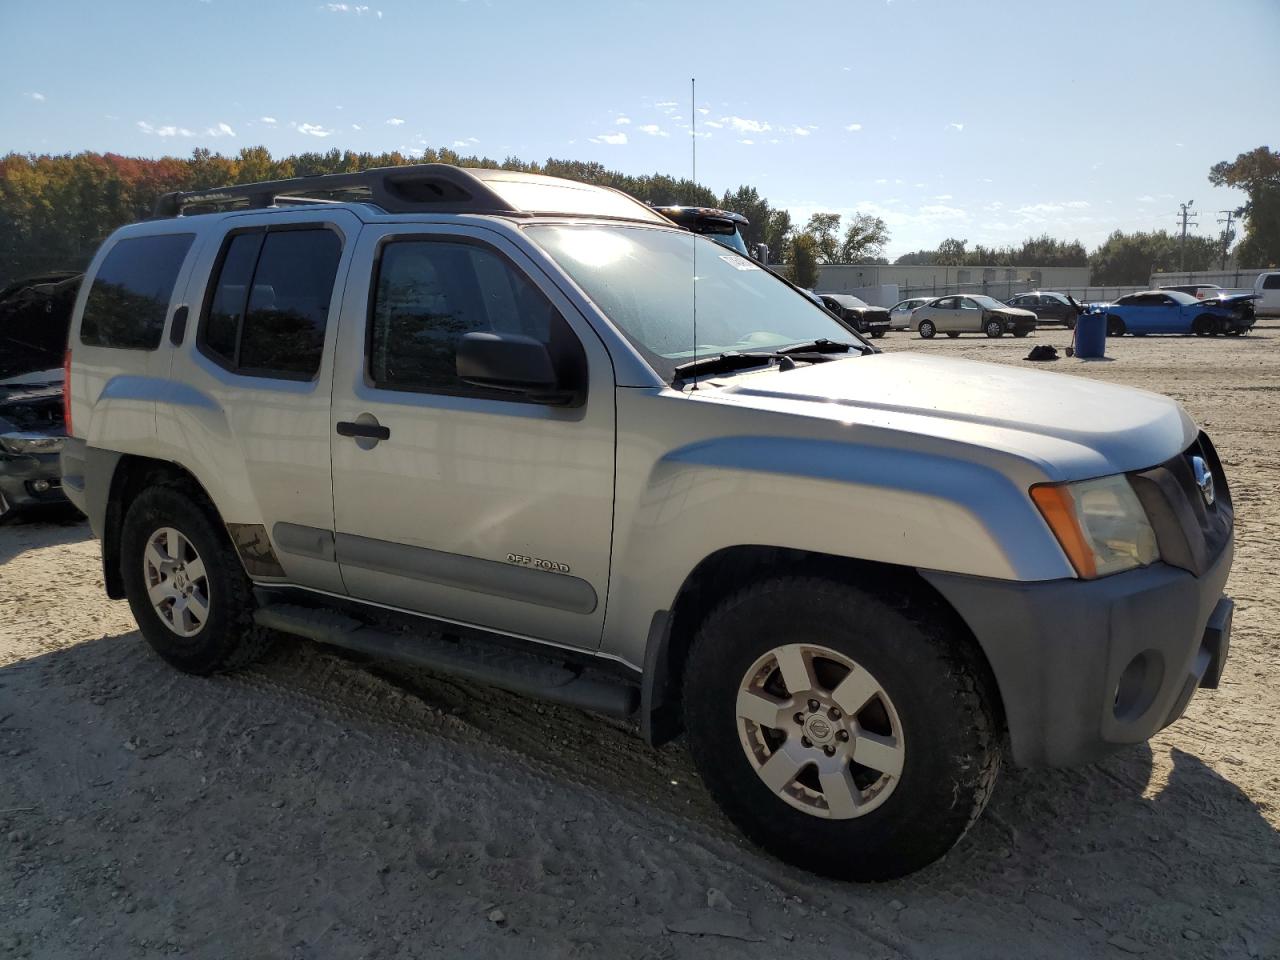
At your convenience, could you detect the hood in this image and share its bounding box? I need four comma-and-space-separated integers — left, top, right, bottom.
711, 352, 1195, 479
991, 306, 1038, 319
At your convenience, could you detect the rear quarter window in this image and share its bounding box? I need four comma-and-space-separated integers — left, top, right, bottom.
79, 234, 194, 349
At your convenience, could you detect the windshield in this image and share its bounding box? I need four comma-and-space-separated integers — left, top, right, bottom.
829, 295, 870, 309
528, 224, 860, 379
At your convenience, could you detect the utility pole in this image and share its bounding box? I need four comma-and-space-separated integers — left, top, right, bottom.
1177, 200, 1198, 273
1216, 207, 1242, 271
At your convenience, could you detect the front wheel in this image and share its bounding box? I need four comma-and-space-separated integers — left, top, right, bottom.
984, 319, 1004, 338
121, 484, 273, 674
870, 330, 886, 339
683, 576, 1001, 881
1106, 315, 1126, 337
918, 320, 936, 339
1013, 330, 1030, 338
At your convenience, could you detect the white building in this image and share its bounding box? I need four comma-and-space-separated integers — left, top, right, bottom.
815, 263, 1091, 305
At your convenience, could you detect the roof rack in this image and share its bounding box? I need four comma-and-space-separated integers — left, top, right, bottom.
153, 163, 525, 218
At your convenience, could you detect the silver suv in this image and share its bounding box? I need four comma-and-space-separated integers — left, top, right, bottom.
61, 165, 1234, 880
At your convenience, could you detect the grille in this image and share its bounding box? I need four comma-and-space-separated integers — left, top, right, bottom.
1129, 432, 1233, 576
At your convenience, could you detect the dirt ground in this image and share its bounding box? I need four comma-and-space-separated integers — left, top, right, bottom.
2, 324, 1278, 959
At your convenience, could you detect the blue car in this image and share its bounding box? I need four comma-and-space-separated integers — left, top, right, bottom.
1102, 289, 1257, 337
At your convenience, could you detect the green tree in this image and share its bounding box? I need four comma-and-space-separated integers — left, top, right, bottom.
803, 213, 843, 263
789, 233, 821, 288
935, 237, 968, 266
839, 214, 890, 263
1089, 229, 1220, 284
1208, 146, 1280, 267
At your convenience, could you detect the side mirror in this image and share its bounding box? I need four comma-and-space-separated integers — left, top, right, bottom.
456, 331, 581, 406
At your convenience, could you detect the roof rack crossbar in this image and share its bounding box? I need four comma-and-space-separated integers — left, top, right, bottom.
153, 163, 526, 218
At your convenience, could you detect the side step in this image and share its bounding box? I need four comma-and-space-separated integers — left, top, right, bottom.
253, 603, 639, 719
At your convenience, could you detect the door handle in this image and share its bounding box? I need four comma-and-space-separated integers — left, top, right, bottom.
336, 420, 390, 441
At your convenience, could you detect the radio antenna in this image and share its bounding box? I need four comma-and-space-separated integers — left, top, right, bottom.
690, 76, 698, 392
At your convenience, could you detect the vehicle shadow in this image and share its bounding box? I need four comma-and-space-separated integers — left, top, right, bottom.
3, 633, 1276, 959
0, 511, 90, 565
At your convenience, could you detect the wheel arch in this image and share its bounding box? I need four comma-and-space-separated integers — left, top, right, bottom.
639, 544, 1005, 747
101, 454, 226, 599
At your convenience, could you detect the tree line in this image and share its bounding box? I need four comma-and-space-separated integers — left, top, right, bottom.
2, 144, 1275, 291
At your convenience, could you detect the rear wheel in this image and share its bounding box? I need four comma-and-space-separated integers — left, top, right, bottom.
1106, 315, 1126, 337
121, 484, 273, 674
945, 332, 960, 339
918, 320, 936, 339
871, 330, 886, 339
683, 576, 1002, 881
984, 319, 1004, 338
1013, 329, 1030, 338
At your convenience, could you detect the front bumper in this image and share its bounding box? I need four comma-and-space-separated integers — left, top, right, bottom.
923, 541, 1233, 768
0, 450, 68, 513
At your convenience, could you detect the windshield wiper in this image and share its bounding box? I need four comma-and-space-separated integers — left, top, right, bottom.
672, 348, 852, 383
777, 338, 860, 355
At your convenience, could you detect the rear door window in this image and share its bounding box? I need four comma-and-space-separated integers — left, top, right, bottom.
1264, 274, 1280, 290
80, 234, 194, 349
199, 227, 342, 380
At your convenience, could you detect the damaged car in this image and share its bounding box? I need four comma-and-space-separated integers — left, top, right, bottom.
0, 272, 81, 520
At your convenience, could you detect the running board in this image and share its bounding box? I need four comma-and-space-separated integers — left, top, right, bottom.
253, 603, 639, 719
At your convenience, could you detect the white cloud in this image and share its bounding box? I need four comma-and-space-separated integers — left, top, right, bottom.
947, 122, 965, 132
615, 116, 631, 125
792, 127, 810, 136
259, 116, 277, 124
293, 121, 334, 137
325, 3, 374, 13
589, 132, 627, 145
386, 117, 405, 126
723, 116, 770, 134
704, 120, 723, 129
738, 138, 755, 145
451, 137, 480, 148
637, 124, 668, 137
137, 121, 194, 137
205, 122, 235, 138
655, 100, 678, 109
24, 92, 46, 102
874, 178, 888, 185
351, 123, 362, 131
933, 194, 953, 200
697, 107, 710, 115
844, 123, 862, 132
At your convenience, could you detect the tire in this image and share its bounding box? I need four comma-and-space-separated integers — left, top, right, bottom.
871, 330, 886, 339
1192, 315, 1214, 337
1065, 317, 1077, 331
120, 483, 273, 675
945, 332, 960, 339
917, 320, 936, 339
1106, 315, 1126, 337
683, 575, 1001, 882
1013, 330, 1030, 338
984, 319, 1004, 338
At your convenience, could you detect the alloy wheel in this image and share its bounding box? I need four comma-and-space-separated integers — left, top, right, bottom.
143, 526, 211, 638
735, 643, 905, 819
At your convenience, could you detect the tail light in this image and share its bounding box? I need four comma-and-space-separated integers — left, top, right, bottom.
62, 347, 72, 435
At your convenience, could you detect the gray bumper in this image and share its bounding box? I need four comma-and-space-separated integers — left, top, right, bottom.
923, 541, 1233, 768
0, 450, 68, 512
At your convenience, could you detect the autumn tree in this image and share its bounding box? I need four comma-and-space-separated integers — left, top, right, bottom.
789, 233, 821, 288
839, 214, 890, 263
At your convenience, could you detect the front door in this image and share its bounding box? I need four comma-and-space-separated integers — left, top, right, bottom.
932, 297, 961, 332
328, 224, 616, 650
958, 297, 984, 331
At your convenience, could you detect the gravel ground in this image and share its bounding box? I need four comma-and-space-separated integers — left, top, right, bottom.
1, 325, 1278, 959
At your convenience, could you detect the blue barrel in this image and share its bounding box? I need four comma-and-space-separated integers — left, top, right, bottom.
1074, 311, 1106, 358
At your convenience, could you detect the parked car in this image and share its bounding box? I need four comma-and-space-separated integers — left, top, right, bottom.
1004, 291, 1083, 329
653, 206, 751, 257
0, 272, 81, 520
911, 295, 1038, 338
1159, 283, 1223, 300
887, 296, 932, 330
817, 293, 891, 338
1253, 271, 1280, 318
63, 163, 1235, 881
1103, 290, 1256, 336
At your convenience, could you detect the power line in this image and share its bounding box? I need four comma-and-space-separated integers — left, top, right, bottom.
1216, 207, 1242, 270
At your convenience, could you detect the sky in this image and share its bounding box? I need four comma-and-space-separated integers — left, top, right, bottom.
2, 0, 1278, 259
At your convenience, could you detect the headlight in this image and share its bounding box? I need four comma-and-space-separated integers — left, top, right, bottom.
1031, 475, 1159, 578
0, 432, 65, 455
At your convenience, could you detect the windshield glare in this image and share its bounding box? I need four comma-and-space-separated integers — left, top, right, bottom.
528, 224, 859, 379
971, 295, 1006, 309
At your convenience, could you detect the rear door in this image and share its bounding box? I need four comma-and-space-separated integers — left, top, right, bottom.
166, 209, 360, 594
328, 222, 616, 651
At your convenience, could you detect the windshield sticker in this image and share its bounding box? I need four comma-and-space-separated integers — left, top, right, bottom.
719, 254, 759, 271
